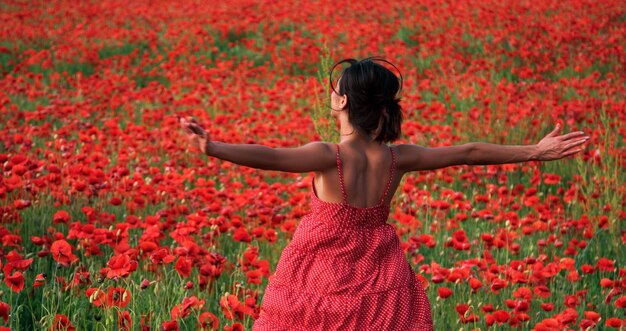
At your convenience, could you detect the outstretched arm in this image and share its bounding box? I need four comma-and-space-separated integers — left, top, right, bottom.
206, 141, 336, 172
179, 117, 336, 173
396, 124, 589, 173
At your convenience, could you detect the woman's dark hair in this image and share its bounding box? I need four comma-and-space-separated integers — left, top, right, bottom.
330, 57, 403, 143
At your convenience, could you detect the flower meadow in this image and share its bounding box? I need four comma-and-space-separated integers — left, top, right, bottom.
1, 0, 625, 330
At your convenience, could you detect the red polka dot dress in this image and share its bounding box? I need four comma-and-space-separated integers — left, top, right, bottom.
253, 144, 433, 331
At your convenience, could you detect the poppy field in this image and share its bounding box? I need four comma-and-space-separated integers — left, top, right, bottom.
1, 0, 625, 330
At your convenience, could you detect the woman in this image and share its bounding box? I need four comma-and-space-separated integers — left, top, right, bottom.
180, 57, 589, 330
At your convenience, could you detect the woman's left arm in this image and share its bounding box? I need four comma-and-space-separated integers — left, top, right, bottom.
180, 116, 336, 173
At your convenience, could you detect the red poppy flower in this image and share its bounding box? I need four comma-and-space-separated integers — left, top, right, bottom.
246, 269, 263, 285
107, 287, 131, 308
280, 219, 298, 234
264, 228, 277, 243
431, 274, 445, 284
198, 312, 219, 330
541, 303, 554, 312
480, 233, 494, 243
415, 273, 429, 290
139, 241, 158, 254
600, 278, 615, 288
169, 305, 185, 320
3, 250, 33, 273
105, 254, 137, 279
73, 180, 87, 192
543, 173, 561, 185
605, 317, 623, 328
224, 323, 243, 331
615, 296, 626, 308
51, 240, 79, 267
5, 272, 24, 293
597, 258, 616, 272
175, 257, 193, 278
110, 197, 123, 206
0, 301, 9, 324
161, 320, 179, 331
141, 314, 151, 331
233, 227, 252, 243
581, 264, 596, 274
11, 164, 27, 176
606, 287, 623, 304
140, 279, 152, 290
469, 278, 482, 291
13, 199, 31, 210
485, 313, 495, 327
490, 278, 507, 293
419, 234, 436, 248
171, 296, 204, 320
564, 294, 579, 308
456, 304, 470, 317
437, 287, 453, 299
118, 310, 131, 331
150, 248, 175, 265
492, 310, 510, 324
461, 313, 480, 323
481, 304, 494, 313
584, 311, 601, 323
560, 308, 578, 325
534, 285, 551, 298
534, 317, 561, 330
219, 293, 250, 321
85, 288, 106, 307
33, 273, 46, 288
51, 314, 75, 331
53, 210, 71, 224
513, 287, 532, 300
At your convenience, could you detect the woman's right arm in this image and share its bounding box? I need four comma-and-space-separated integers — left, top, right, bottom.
179, 116, 336, 173
396, 124, 589, 173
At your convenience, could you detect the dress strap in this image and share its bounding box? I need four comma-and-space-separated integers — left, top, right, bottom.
336, 144, 348, 204
380, 145, 395, 204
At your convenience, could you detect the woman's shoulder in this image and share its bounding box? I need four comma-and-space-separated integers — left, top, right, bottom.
300, 142, 337, 161
305, 141, 335, 152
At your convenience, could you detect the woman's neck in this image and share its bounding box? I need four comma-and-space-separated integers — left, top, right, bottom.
337, 112, 381, 145
339, 130, 381, 145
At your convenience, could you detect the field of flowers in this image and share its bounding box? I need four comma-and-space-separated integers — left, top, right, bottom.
1, 0, 625, 330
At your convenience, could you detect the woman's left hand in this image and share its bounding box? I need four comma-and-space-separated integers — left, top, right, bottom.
179, 116, 210, 155
534, 124, 589, 161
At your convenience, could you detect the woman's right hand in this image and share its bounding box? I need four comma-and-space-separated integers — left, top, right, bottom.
179, 116, 210, 155
535, 124, 589, 161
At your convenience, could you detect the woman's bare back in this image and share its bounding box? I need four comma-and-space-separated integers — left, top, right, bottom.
313, 142, 401, 208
